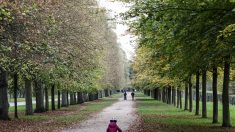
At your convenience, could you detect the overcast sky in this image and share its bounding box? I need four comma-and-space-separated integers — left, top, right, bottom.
98, 0, 136, 60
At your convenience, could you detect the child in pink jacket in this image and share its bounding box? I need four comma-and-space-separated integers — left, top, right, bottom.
106, 118, 122, 132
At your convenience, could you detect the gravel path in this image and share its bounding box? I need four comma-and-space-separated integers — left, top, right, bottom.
62, 92, 137, 132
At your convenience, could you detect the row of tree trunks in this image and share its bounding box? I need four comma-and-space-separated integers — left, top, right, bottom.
9, 91, 26, 98
88, 92, 99, 101
0, 67, 105, 120
144, 62, 229, 127
149, 87, 182, 109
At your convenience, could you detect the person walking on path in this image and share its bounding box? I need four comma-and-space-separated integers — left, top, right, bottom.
124, 92, 127, 100
131, 91, 135, 101
107, 118, 122, 132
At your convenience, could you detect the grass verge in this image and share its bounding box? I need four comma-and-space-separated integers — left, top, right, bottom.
0, 94, 121, 132
135, 93, 235, 132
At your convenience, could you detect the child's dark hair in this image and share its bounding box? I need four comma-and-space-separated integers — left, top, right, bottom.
110, 119, 117, 122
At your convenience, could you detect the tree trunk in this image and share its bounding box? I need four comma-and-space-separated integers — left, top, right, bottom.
51, 84, 55, 110
83, 93, 88, 102
0, 68, 10, 120
77, 92, 84, 104
110, 90, 112, 96
168, 87, 171, 104
61, 90, 67, 107
105, 89, 109, 97
156, 88, 159, 100
222, 56, 231, 127
66, 91, 69, 107
180, 90, 182, 109
25, 78, 33, 115
13, 73, 18, 118
202, 68, 207, 118
162, 88, 165, 103
70, 92, 74, 105
34, 80, 45, 113
189, 76, 193, 112
98, 91, 102, 98
45, 86, 49, 111
212, 66, 218, 123
177, 89, 180, 108
89, 93, 94, 101
74, 92, 77, 104
184, 83, 188, 110
195, 70, 200, 115
159, 88, 162, 101
95, 92, 99, 100
165, 88, 167, 103
57, 90, 61, 109
148, 90, 151, 96
172, 88, 176, 106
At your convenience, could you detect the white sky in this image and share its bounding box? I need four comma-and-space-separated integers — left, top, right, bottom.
98, 0, 136, 60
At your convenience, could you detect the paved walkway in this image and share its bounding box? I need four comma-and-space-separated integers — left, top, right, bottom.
62, 92, 137, 132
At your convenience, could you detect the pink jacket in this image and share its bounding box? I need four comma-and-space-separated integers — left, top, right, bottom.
106, 122, 122, 132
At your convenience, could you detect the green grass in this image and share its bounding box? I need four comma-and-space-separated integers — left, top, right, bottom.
8, 96, 57, 103
55, 94, 121, 123
20, 114, 51, 121
9, 94, 121, 122
135, 93, 235, 132
1, 94, 122, 132
9, 105, 34, 113
9, 98, 28, 102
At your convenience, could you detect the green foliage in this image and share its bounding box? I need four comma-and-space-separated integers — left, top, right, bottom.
125, 0, 235, 90
0, 0, 126, 93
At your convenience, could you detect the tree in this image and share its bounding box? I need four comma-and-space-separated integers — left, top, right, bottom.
124, 0, 235, 127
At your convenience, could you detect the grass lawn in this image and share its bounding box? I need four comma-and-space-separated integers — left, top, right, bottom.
0, 94, 121, 132
135, 93, 235, 132
9, 98, 28, 102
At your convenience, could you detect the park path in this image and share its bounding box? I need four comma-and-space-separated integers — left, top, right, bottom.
62, 92, 137, 132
